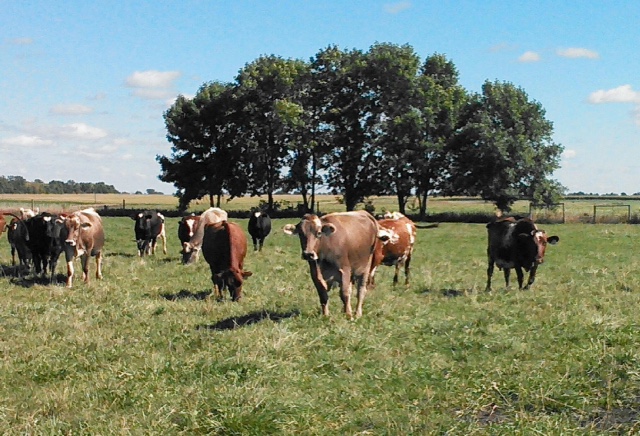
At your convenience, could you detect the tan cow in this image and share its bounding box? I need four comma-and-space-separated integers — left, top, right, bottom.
370, 212, 417, 287
60, 208, 105, 288
283, 210, 383, 319
20, 207, 39, 219
201, 221, 252, 301
181, 207, 228, 264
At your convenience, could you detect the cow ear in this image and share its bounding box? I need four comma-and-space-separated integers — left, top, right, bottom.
321, 223, 336, 236
548, 236, 559, 245
80, 222, 92, 229
283, 224, 297, 235
242, 271, 253, 278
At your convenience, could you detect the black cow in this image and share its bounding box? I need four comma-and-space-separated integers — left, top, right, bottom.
486, 216, 559, 291
24, 212, 66, 283
247, 209, 271, 251
7, 216, 32, 270
132, 210, 167, 257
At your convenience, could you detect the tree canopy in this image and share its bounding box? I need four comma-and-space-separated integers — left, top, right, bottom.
158, 43, 564, 215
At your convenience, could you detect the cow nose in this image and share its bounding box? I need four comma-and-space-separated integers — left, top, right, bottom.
303, 251, 318, 261
66, 239, 76, 246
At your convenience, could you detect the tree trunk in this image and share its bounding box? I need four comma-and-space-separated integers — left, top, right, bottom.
310, 151, 317, 213
208, 194, 214, 207
396, 193, 407, 215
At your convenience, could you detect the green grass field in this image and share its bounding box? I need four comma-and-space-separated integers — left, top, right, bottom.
0, 215, 639, 434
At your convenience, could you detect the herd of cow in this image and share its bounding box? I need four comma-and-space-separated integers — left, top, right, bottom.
0, 205, 559, 319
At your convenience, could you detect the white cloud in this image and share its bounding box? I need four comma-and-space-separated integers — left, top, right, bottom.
588, 85, 640, 104
58, 123, 108, 140
125, 70, 181, 89
10, 37, 34, 45
518, 51, 541, 62
384, 1, 411, 14
557, 48, 599, 59
562, 149, 577, 159
0, 135, 54, 147
50, 104, 94, 116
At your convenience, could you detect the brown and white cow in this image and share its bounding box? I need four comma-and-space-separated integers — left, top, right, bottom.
181, 207, 228, 264
20, 207, 39, 220
178, 214, 201, 258
283, 210, 382, 319
370, 212, 417, 287
201, 221, 252, 301
59, 208, 105, 288
486, 216, 559, 291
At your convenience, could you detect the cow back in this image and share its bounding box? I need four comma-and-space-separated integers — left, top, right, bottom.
70, 209, 105, 257
318, 211, 379, 275
376, 217, 416, 264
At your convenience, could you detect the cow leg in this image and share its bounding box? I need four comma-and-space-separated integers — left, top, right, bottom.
524, 265, 538, 289
66, 259, 75, 288
213, 277, 224, 300
258, 238, 264, 252
354, 274, 368, 319
503, 268, 511, 288
369, 266, 377, 288
393, 263, 400, 286
514, 267, 525, 289
252, 236, 258, 252
81, 253, 91, 284
95, 252, 103, 280
161, 232, 167, 255
11, 245, 16, 266
404, 256, 411, 286
336, 267, 353, 319
309, 262, 330, 316
486, 260, 495, 291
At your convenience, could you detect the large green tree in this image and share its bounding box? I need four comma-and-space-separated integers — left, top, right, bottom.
367, 43, 422, 215
158, 82, 243, 210
235, 55, 308, 210
312, 45, 385, 211
449, 80, 564, 212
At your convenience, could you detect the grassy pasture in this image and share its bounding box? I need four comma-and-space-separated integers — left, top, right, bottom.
1, 215, 640, 433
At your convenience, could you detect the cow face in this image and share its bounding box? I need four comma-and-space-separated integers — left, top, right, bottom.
517, 229, 559, 267
283, 215, 336, 261
216, 269, 253, 301
181, 241, 197, 264
63, 215, 92, 251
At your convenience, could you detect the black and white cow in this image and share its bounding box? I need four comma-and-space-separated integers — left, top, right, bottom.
132, 210, 167, 257
486, 216, 559, 291
247, 209, 272, 251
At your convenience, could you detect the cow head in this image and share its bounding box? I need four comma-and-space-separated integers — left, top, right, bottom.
518, 228, 559, 267
181, 241, 200, 264
283, 214, 336, 261
63, 214, 92, 252
216, 268, 253, 301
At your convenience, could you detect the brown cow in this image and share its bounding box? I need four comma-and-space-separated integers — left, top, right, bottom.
283, 210, 383, 319
60, 208, 105, 288
0, 214, 5, 238
201, 221, 252, 301
370, 212, 417, 287
181, 207, 228, 264
486, 216, 559, 291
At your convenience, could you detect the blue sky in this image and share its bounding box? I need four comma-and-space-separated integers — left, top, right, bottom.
1, 1, 639, 194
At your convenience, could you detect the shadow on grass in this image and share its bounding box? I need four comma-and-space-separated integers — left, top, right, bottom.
161, 289, 213, 301
419, 288, 468, 298
197, 309, 300, 331
0, 264, 68, 288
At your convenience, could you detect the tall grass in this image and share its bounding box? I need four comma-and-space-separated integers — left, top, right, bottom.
0, 218, 639, 433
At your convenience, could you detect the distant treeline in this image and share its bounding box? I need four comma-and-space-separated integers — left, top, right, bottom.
0, 176, 119, 194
